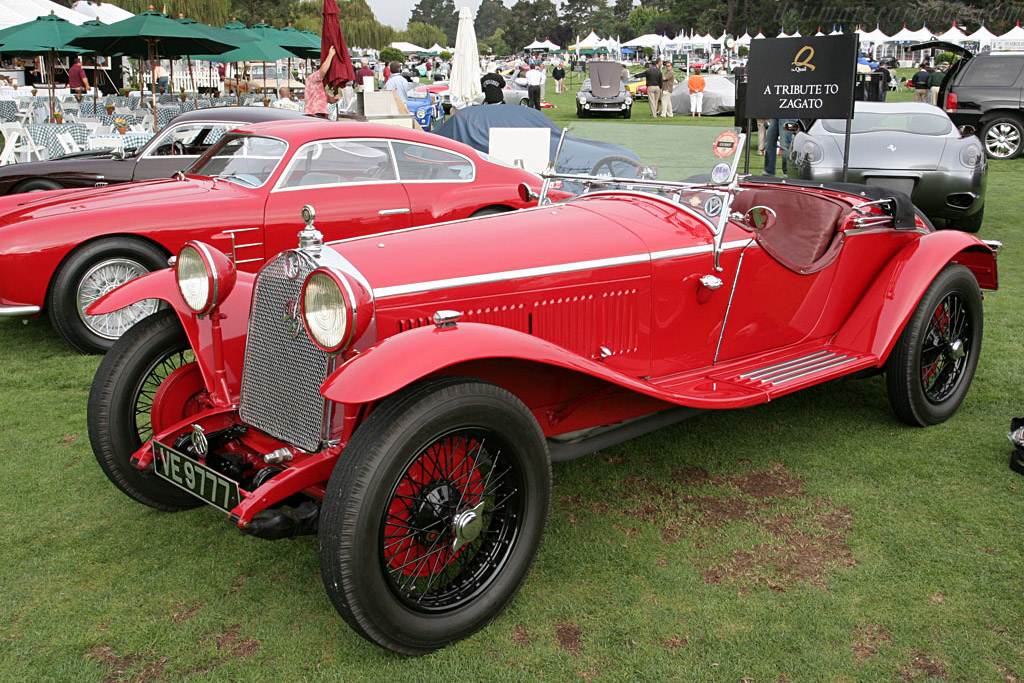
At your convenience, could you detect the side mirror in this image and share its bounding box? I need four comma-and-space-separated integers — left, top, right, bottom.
783, 121, 800, 132
517, 182, 539, 203
959, 124, 976, 137
743, 206, 777, 231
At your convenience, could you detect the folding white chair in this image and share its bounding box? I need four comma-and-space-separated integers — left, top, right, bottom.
94, 124, 113, 134
55, 131, 81, 155
0, 123, 44, 163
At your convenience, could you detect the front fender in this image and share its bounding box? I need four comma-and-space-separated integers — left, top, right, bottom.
88, 268, 255, 400
322, 322, 672, 406
832, 230, 998, 361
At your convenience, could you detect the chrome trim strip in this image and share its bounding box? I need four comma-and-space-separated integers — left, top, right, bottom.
754, 355, 849, 382
0, 304, 41, 316
982, 239, 1003, 257
740, 350, 832, 379
771, 356, 856, 385
372, 240, 751, 299
650, 238, 752, 261
233, 242, 262, 249
378, 208, 411, 216
234, 257, 263, 264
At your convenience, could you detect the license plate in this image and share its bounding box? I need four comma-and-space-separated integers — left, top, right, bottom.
152, 441, 241, 513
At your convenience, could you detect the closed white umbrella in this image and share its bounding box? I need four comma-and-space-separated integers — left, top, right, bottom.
449, 6, 480, 108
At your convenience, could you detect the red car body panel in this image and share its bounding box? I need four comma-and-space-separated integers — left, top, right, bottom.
0, 120, 541, 315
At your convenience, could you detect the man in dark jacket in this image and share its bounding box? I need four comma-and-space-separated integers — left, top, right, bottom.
873, 64, 891, 101
644, 59, 663, 118
911, 64, 930, 102
927, 63, 948, 105
480, 69, 506, 104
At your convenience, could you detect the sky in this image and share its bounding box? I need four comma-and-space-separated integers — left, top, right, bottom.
365, 0, 515, 30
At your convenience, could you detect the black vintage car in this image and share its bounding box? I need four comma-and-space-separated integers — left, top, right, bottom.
0, 107, 311, 195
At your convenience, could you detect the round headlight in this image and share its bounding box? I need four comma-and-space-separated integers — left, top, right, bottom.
175, 241, 236, 316
302, 270, 352, 352
176, 244, 212, 313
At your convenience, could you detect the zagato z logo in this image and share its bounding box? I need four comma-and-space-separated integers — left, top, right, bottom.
791, 46, 815, 73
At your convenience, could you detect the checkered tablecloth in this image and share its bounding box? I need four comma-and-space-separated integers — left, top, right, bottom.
0, 100, 17, 122
155, 104, 183, 130
105, 96, 129, 108
88, 131, 153, 151
98, 113, 144, 127
26, 123, 88, 159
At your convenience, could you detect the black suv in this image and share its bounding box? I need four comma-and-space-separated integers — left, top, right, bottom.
927, 41, 1024, 159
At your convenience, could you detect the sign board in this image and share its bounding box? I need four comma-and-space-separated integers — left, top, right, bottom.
745, 34, 857, 119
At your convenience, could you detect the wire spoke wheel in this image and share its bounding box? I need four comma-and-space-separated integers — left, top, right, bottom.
919, 292, 972, 403
381, 427, 523, 611
76, 257, 159, 339
131, 348, 198, 445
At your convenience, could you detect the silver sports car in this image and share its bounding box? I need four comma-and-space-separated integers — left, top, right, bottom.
787, 102, 987, 232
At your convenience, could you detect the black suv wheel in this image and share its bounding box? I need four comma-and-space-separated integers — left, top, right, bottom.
981, 116, 1024, 159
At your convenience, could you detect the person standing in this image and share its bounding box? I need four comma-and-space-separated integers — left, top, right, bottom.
304, 45, 338, 118
480, 68, 505, 104
551, 62, 565, 94
660, 63, 675, 118
154, 62, 169, 94
687, 67, 706, 117
928, 63, 947, 105
763, 118, 796, 176
911, 64, 930, 102
644, 59, 663, 118
757, 119, 769, 155
873, 63, 891, 101
383, 60, 411, 101
68, 57, 89, 96
356, 58, 374, 87
525, 63, 545, 110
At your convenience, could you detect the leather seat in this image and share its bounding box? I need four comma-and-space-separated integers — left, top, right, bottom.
732, 187, 849, 274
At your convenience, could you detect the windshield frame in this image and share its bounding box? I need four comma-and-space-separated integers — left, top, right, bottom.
192, 132, 290, 188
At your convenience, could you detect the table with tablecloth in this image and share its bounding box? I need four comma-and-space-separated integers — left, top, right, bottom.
155, 104, 184, 130
0, 100, 18, 122
25, 123, 89, 159
87, 131, 153, 151
97, 113, 144, 128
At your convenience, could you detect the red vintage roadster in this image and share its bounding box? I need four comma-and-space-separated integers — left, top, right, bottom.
0, 119, 541, 353
87, 128, 999, 654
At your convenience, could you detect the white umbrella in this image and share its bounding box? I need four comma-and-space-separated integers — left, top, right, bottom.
449, 6, 480, 108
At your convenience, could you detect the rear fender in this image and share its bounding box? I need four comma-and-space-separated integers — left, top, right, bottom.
88, 268, 255, 399
322, 322, 672, 407
832, 231, 997, 362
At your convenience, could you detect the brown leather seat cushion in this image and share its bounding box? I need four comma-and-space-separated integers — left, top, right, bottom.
732, 187, 847, 273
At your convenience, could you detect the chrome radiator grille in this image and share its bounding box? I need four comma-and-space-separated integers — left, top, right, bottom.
239, 251, 330, 452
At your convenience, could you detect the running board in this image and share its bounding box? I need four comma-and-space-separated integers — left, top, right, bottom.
648, 343, 879, 409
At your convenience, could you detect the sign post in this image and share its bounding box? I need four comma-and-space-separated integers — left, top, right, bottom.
745, 34, 858, 180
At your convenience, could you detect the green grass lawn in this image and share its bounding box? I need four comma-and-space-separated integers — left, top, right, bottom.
1, 88, 1023, 680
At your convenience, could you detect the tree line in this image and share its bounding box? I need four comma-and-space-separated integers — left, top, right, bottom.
52, 0, 1024, 54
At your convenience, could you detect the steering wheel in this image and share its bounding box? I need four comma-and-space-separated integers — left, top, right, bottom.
590, 154, 645, 177
170, 141, 186, 156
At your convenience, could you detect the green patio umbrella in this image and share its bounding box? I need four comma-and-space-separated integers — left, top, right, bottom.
0, 14, 91, 120
194, 36, 297, 105
176, 16, 256, 105
70, 10, 233, 131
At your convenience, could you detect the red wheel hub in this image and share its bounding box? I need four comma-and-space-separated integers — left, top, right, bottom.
150, 361, 206, 434
384, 438, 485, 577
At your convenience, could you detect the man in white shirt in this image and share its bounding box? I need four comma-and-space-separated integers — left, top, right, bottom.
525, 64, 545, 110
272, 86, 302, 111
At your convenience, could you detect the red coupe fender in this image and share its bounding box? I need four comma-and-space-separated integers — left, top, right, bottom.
321, 322, 683, 407
832, 230, 998, 362
88, 268, 255, 401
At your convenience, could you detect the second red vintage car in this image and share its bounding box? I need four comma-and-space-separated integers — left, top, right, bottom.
86, 128, 999, 654
0, 119, 542, 353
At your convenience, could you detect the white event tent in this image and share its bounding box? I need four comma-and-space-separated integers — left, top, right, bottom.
71, 1, 132, 24
390, 41, 426, 54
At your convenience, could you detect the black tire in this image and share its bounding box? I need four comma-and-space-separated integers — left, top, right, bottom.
885, 264, 983, 426
88, 309, 202, 510
518, 98, 530, 107
981, 116, 1024, 160
318, 378, 551, 655
14, 178, 63, 193
48, 237, 167, 354
622, 106, 631, 119
470, 205, 514, 217
947, 205, 984, 233
577, 103, 587, 118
